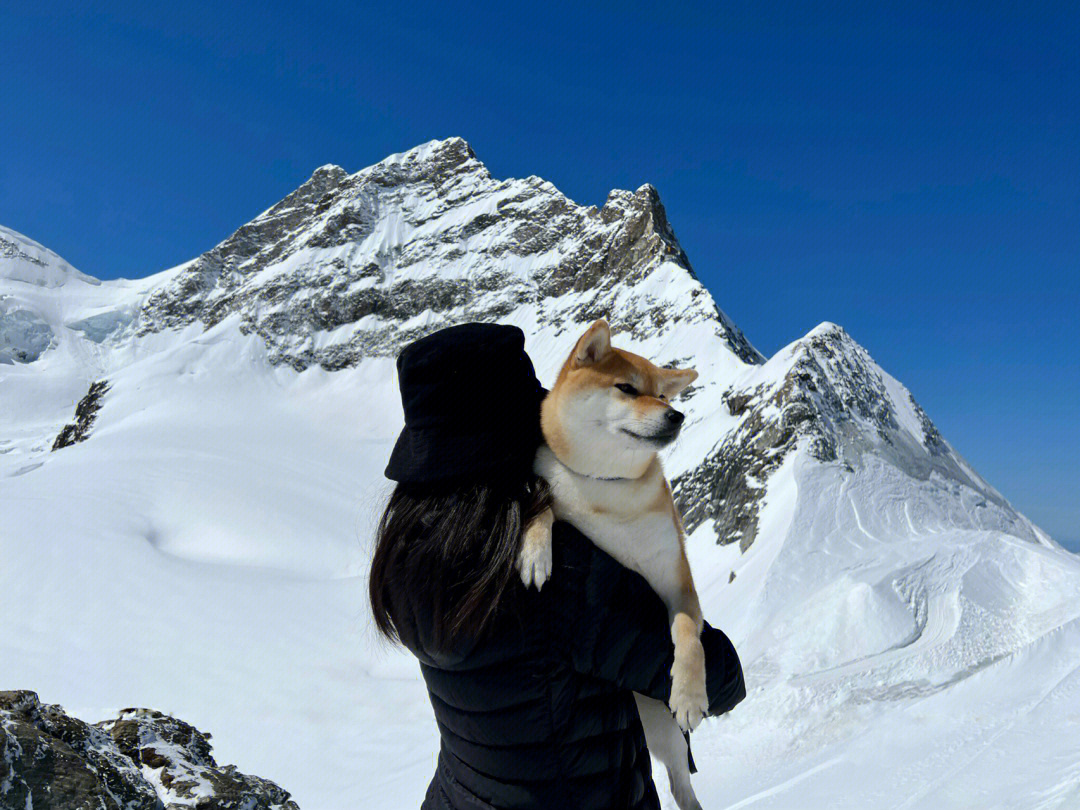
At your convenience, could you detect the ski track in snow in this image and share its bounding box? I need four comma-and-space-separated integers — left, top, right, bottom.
721, 757, 846, 809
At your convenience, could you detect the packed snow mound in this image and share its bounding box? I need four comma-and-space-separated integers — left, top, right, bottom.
2, 139, 1078, 809
688, 451, 1080, 810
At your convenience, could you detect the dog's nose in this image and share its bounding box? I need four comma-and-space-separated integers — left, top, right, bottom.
666, 409, 685, 426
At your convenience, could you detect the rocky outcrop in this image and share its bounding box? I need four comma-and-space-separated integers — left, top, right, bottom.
52, 380, 110, 451
0, 233, 47, 269
0, 691, 299, 810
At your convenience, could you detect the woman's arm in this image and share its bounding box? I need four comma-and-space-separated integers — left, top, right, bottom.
539, 521, 745, 715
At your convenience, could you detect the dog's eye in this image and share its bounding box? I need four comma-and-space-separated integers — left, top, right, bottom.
615, 383, 639, 396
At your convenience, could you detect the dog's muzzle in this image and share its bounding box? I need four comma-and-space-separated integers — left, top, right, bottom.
623, 408, 685, 445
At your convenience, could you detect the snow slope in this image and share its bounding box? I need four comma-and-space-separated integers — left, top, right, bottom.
3, 140, 1079, 809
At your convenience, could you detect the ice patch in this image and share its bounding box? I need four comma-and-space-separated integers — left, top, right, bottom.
0, 301, 54, 363
66, 308, 135, 343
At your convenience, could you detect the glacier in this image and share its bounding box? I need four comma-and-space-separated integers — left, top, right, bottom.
2, 139, 1079, 809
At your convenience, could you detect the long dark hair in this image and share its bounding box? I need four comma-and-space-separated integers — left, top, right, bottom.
369, 475, 551, 653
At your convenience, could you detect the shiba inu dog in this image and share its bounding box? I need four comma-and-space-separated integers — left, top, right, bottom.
518, 319, 707, 810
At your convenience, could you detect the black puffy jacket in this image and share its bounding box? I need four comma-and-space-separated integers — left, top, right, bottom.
398, 522, 746, 810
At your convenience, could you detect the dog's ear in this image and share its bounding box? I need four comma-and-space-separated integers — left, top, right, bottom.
573, 320, 612, 365
660, 367, 698, 397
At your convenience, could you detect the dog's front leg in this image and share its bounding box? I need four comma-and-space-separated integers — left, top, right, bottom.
667, 569, 707, 731
517, 507, 555, 589
669, 611, 707, 731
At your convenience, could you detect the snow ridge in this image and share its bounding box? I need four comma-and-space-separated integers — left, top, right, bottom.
0, 224, 99, 288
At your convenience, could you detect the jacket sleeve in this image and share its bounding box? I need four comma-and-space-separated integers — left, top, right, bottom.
701, 621, 746, 716
541, 521, 745, 715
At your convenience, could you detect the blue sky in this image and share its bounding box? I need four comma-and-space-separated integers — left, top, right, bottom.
3, 2, 1077, 547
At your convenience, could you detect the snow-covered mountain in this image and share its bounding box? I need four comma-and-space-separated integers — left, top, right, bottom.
3, 139, 1078, 810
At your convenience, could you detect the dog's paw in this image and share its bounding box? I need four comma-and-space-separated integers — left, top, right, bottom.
517, 537, 552, 590
670, 659, 708, 732
518, 509, 554, 590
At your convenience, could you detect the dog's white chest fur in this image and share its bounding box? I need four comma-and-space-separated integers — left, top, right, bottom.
534, 445, 684, 610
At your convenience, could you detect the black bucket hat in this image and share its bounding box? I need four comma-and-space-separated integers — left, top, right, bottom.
384, 323, 546, 486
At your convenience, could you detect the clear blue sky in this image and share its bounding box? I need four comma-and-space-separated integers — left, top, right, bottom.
3, 2, 1077, 548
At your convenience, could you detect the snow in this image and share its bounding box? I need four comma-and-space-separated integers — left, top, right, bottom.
1, 321, 391, 803
3, 141, 1080, 810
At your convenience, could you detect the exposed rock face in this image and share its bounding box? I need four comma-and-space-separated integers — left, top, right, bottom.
52, 380, 110, 451
0, 691, 299, 810
0, 233, 47, 269
0, 690, 155, 810
137, 138, 759, 370
100, 709, 299, 810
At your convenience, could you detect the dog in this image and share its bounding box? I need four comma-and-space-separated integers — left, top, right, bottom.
518, 319, 707, 810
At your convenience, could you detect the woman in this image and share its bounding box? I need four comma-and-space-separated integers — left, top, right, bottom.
370, 323, 745, 810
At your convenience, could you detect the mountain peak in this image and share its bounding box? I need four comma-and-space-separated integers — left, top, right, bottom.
311, 164, 348, 180
804, 320, 845, 339
674, 318, 1030, 550
602, 183, 662, 210
138, 140, 758, 370
361, 137, 483, 188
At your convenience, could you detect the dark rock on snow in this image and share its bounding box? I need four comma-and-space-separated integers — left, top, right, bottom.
0, 691, 299, 810
51, 380, 110, 451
